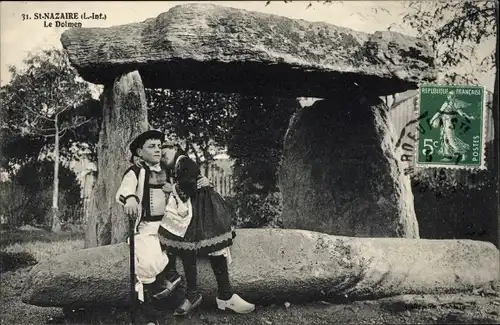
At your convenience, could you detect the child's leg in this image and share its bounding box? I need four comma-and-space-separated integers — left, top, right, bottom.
209, 255, 233, 300
172, 250, 202, 316
151, 250, 182, 300
179, 250, 199, 301
163, 251, 180, 280
209, 253, 255, 314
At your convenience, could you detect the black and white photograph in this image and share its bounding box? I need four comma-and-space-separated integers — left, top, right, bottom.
0, 1, 498, 324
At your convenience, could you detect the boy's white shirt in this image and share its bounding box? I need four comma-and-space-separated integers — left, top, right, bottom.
115, 166, 145, 231
115, 163, 168, 302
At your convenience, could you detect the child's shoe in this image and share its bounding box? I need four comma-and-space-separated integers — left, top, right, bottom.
216, 294, 255, 314
172, 293, 203, 316
152, 273, 182, 299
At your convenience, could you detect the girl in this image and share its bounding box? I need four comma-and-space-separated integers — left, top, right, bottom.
158, 141, 255, 316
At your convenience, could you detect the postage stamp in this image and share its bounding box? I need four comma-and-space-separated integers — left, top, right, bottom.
415, 84, 487, 169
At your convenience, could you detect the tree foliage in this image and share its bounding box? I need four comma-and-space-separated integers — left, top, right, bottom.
0, 48, 101, 171
146, 88, 239, 172
15, 160, 82, 206
0, 48, 101, 231
228, 95, 299, 195
227, 192, 284, 228
226, 95, 299, 227
0, 160, 83, 227
400, 0, 497, 84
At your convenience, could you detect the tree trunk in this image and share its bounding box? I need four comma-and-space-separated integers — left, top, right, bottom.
51, 115, 61, 233
84, 70, 149, 248
202, 148, 211, 177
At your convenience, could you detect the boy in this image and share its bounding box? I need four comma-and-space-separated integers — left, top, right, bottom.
116, 131, 211, 323
116, 130, 181, 324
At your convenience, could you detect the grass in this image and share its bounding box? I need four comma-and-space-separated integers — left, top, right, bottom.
0, 228, 84, 272
0, 228, 84, 247
2, 239, 83, 265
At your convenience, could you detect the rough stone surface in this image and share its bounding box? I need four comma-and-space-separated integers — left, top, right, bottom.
60, 3, 436, 96
84, 70, 149, 247
279, 95, 418, 238
22, 229, 499, 308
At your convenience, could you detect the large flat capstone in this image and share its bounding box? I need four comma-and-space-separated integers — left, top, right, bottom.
22, 229, 498, 308
60, 3, 436, 97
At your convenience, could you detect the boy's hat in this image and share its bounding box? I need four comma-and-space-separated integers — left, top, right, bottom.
129, 130, 165, 158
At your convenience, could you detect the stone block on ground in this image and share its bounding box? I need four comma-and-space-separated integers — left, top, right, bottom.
22, 229, 498, 308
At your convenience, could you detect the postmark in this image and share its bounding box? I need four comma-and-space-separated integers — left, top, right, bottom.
395, 111, 460, 195
415, 84, 486, 170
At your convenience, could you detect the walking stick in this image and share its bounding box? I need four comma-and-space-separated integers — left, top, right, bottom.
129, 216, 137, 325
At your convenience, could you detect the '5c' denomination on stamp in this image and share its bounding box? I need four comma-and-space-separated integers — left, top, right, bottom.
416, 84, 487, 170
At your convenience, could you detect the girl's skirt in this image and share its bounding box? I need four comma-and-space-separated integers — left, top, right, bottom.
159, 187, 236, 256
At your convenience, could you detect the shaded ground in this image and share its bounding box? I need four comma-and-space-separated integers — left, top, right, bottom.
2, 266, 499, 325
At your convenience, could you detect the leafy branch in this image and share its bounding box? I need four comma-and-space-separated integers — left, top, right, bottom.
400, 0, 496, 81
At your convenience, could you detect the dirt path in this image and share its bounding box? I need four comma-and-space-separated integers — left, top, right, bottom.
2, 267, 499, 325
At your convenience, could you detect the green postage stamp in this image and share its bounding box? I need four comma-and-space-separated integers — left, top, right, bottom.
416, 84, 486, 169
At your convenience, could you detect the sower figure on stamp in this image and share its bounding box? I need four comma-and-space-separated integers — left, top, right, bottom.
429, 90, 475, 161
158, 139, 255, 316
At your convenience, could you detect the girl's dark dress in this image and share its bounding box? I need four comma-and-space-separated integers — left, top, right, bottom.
158, 155, 236, 256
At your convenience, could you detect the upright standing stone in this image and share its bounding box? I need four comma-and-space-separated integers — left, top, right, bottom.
85, 71, 149, 248
279, 91, 419, 238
